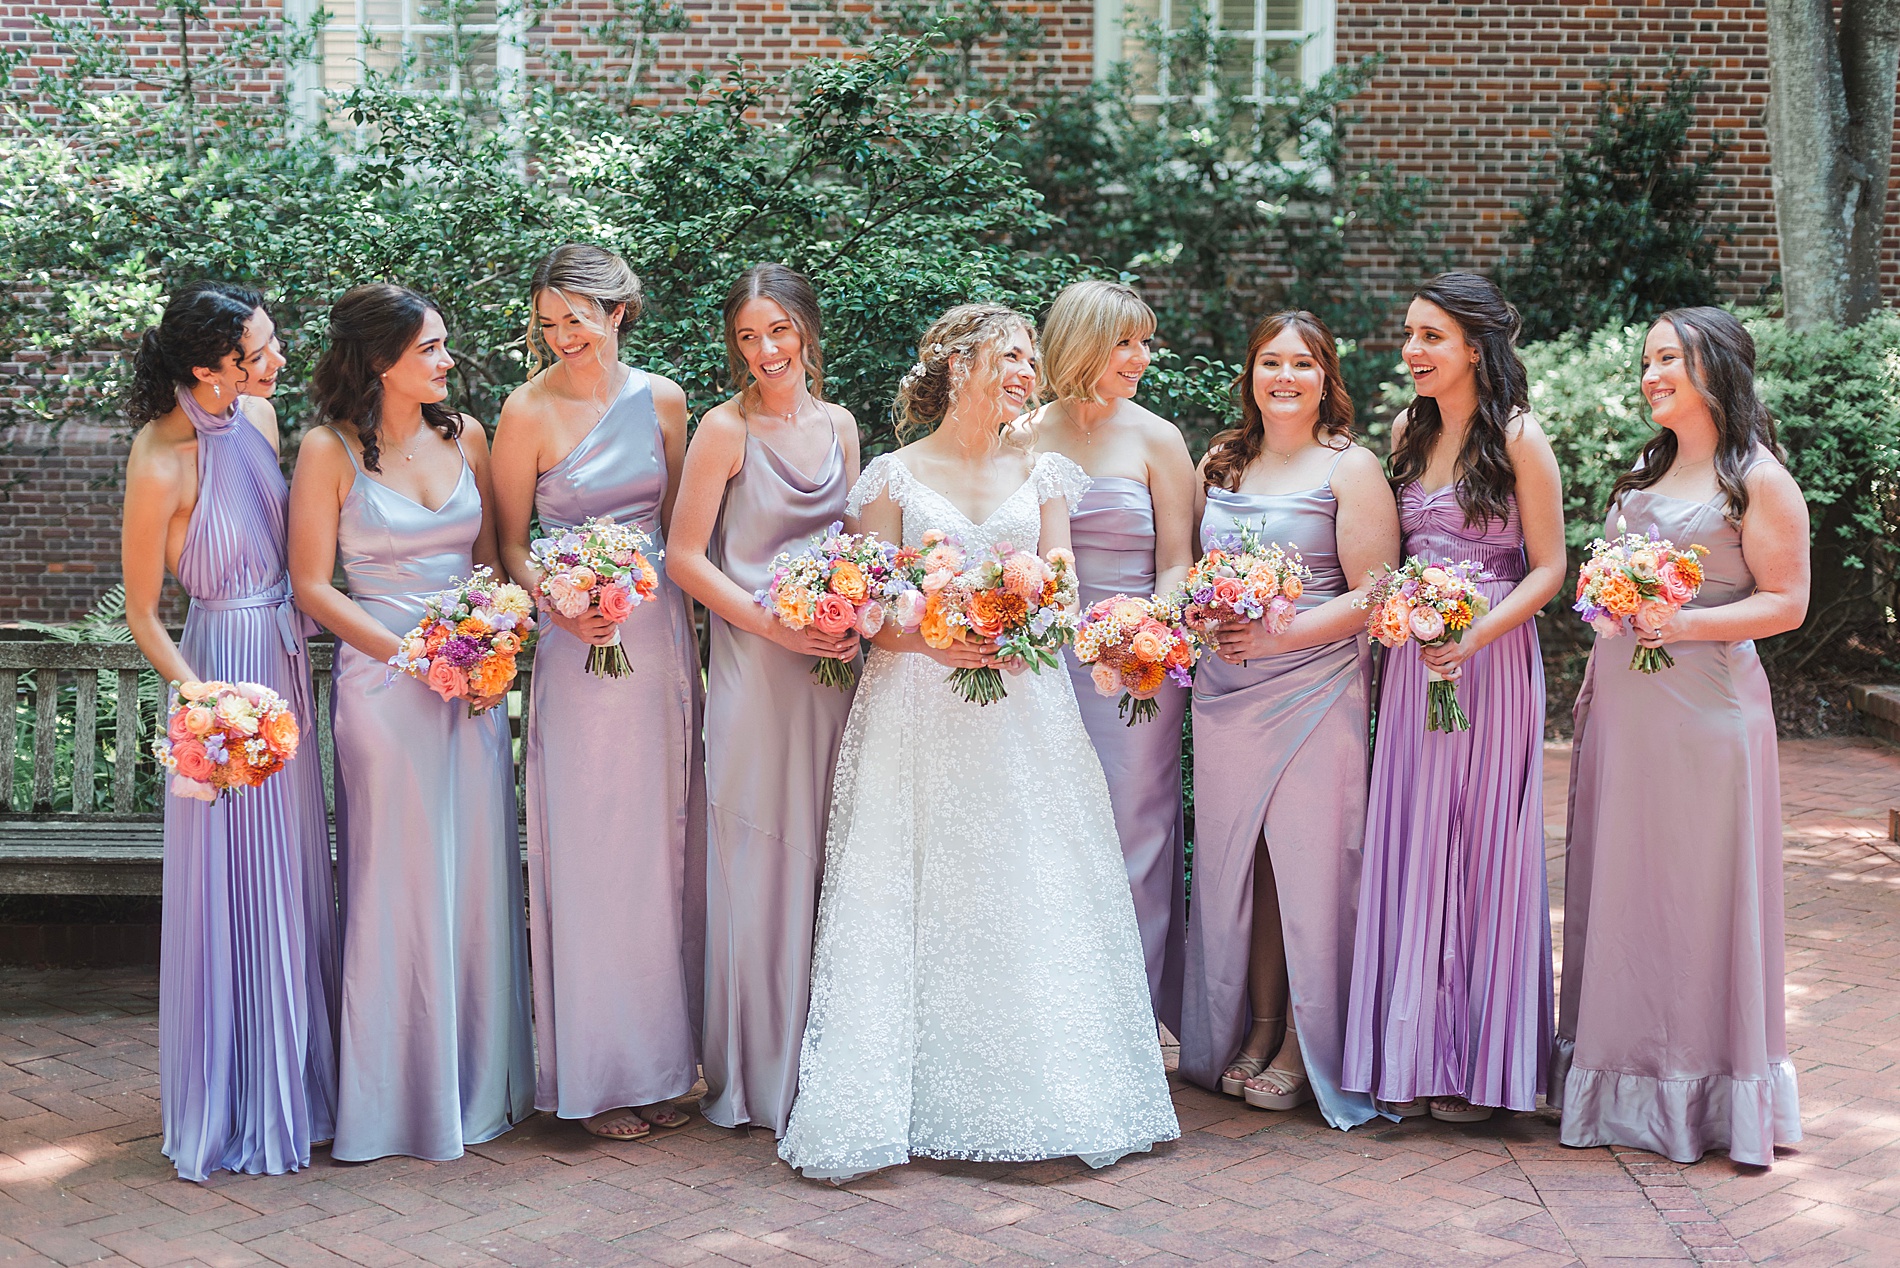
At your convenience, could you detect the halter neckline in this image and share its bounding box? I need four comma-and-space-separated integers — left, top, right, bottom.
176, 385, 241, 436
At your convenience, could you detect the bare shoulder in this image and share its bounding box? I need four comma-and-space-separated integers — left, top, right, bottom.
1331, 442, 1388, 484
1389, 406, 1413, 447
499, 374, 549, 424
1746, 450, 1803, 503
692, 397, 749, 444
645, 371, 687, 410
125, 424, 183, 492
1505, 410, 1556, 462
1130, 401, 1192, 459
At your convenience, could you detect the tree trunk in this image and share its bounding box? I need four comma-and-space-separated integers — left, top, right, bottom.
1764, 0, 1900, 328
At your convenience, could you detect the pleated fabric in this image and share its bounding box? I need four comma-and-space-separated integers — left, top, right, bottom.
1343, 483, 1552, 1113
1553, 459, 1801, 1165
161, 389, 339, 1182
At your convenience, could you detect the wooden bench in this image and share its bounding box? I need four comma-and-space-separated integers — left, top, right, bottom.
0, 638, 535, 896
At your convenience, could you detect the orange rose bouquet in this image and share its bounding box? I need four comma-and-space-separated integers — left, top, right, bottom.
530, 515, 661, 679
897, 530, 1080, 706
1573, 518, 1707, 674
757, 521, 900, 690
1178, 527, 1310, 636
1073, 592, 1202, 725
153, 679, 301, 803
389, 565, 536, 715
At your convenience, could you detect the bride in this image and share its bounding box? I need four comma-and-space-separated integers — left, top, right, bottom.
778, 303, 1180, 1181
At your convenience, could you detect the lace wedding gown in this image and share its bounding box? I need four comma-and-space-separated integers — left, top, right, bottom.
778, 450, 1181, 1180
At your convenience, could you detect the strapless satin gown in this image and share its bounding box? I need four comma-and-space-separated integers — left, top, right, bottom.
326, 432, 533, 1162
160, 391, 338, 1182
526, 369, 707, 1119
700, 429, 856, 1136
1063, 476, 1187, 1033
1554, 456, 1802, 1165
1180, 469, 1378, 1131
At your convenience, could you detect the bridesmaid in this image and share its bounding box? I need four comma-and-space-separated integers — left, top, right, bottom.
1030, 280, 1196, 1033
666, 263, 861, 1136
1554, 308, 1808, 1165
1342, 272, 1565, 1123
122, 282, 339, 1182
289, 283, 533, 1162
492, 244, 706, 1142
1179, 311, 1398, 1128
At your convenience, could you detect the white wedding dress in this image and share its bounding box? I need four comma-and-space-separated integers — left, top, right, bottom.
778, 450, 1181, 1181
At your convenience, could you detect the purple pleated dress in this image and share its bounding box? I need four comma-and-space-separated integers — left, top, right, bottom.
700, 427, 856, 1136
1064, 476, 1187, 1032
160, 389, 339, 1182
1179, 461, 1378, 1130
1553, 456, 1801, 1165
526, 369, 708, 1119
1343, 482, 1552, 1112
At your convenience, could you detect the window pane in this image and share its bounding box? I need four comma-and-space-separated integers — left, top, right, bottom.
1218, 39, 1253, 92
1219, 0, 1255, 34
357, 0, 402, 30
1263, 0, 1302, 29
1264, 39, 1300, 80
1123, 37, 1161, 95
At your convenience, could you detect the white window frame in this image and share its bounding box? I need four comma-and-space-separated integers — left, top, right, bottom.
284, 0, 525, 120
1094, 0, 1335, 102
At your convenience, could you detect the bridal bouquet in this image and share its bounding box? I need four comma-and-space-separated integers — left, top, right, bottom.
1179, 528, 1310, 636
904, 530, 1079, 705
1362, 558, 1492, 733
390, 566, 536, 714
153, 680, 301, 803
1574, 520, 1707, 673
1073, 592, 1200, 725
530, 515, 661, 679
757, 522, 897, 690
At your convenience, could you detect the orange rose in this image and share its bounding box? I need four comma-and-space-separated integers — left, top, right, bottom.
424, 623, 452, 654
1165, 638, 1194, 669
1280, 573, 1303, 601
470, 654, 517, 698
828, 561, 868, 603
260, 709, 300, 759
970, 590, 1027, 639
919, 594, 959, 650
636, 558, 660, 599
1129, 628, 1168, 664
492, 631, 522, 655
1598, 572, 1641, 616
171, 738, 215, 783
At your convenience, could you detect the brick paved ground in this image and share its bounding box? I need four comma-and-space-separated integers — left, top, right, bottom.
2, 738, 1896, 1267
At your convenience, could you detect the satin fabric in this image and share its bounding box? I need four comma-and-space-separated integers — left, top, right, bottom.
1063, 476, 1187, 1033
1179, 472, 1378, 1130
1553, 461, 1802, 1165
1344, 483, 1552, 1112
525, 369, 708, 1119
161, 389, 339, 1182
700, 429, 856, 1136
326, 431, 534, 1162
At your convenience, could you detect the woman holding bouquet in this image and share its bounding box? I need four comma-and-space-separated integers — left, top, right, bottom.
289, 283, 533, 1162
492, 244, 704, 1142
666, 264, 861, 1137
1181, 311, 1398, 1128
122, 283, 338, 1181
1342, 272, 1565, 1123
1554, 308, 1808, 1165
777, 303, 1178, 1181
1029, 279, 1197, 1033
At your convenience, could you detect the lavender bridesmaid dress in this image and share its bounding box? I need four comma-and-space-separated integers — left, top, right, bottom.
1064, 476, 1187, 1032
1179, 460, 1379, 1131
1553, 456, 1801, 1165
700, 427, 856, 1135
161, 390, 339, 1182
1343, 483, 1552, 1112
526, 369, 707, 1118
326, 430, 534, 1162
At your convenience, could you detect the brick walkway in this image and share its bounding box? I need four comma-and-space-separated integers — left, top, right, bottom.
2, 738, 1896, 1267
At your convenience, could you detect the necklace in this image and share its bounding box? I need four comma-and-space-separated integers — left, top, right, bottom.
389, 427, 427, 463
758, 386, 812, 428
1263, 445, 1302, 465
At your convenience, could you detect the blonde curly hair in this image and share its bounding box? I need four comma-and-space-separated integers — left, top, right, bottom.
895, 303, 1037, 439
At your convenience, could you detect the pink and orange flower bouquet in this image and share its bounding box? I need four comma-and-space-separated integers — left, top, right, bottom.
1179, 528, 1311, 637
1362, 557, 1491, 733
1073, 592, 1201, 725
757, 522, 899, 690
389, 566, 536, 714
900, 529, 1080, 706
530, 516, 661, 678
1573, 519, 1706, 673
153, 680, 301, 803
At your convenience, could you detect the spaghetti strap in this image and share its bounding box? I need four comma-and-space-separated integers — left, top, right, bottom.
1323, 442, 1351, 492
326, 425, 364, 474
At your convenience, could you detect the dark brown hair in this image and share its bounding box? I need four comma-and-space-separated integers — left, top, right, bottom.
1387, 271, 1529, 528
1203, 310, 1354, 492
127, 282, 266, 425
723, 263, 825, 402
310, 283, 461, 473
1612, 307, 1783, 523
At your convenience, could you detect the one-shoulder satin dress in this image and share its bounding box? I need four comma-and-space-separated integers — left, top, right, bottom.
526, 369, 707, 1119
326, 430, 534, 1162
1553, 455, 1802, 1165
1064, 476, 1187, 1033
161, 389, 338, 1182
700, 426, 856, 1135
1180, 462, 1379, 1131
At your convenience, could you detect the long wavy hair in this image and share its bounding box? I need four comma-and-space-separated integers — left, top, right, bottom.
723, 263, 826, 402
1612, 307, 1783, 524
310, 283, 461, 473
126, 282, 265, 425
1202, 310, 1354, 492
1387, 271, 1529, 528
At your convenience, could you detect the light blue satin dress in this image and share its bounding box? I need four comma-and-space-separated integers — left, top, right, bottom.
526, 370, 707, 1118
1063, 476, 1187, 1034
326, 429, 534, 1162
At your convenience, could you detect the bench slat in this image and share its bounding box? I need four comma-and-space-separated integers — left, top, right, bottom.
31, 669, 59, 813
114, 669, 140, 814
0, 668, 16, 813
72, 671, 97, 814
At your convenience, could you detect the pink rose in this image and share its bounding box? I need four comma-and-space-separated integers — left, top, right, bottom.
1090, 661, 1123, 697
1408, 605, 1446, 643
545, 575, 592, 619
920, 569, 952, 594
1633, 598, 1674, 635
167, 709, 193, 743
891, 590, 927, 631
425, 658, 469, 702
184, 705, 216, 737
1657, 561, 1696, 605
235, 682, 269, 705
597, 580, 635, 623
171, 775, 217, 803
813, 593, 856, 636
855, 600, 886, 638
171, 739, 215, 783
1211, 577, 1244, 608
1264, 595, 1297, 635
177, 680, 216, 703
1590, 613, 1625, 638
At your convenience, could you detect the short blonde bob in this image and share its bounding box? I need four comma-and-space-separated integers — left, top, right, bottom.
1037, 280, 1157, 404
